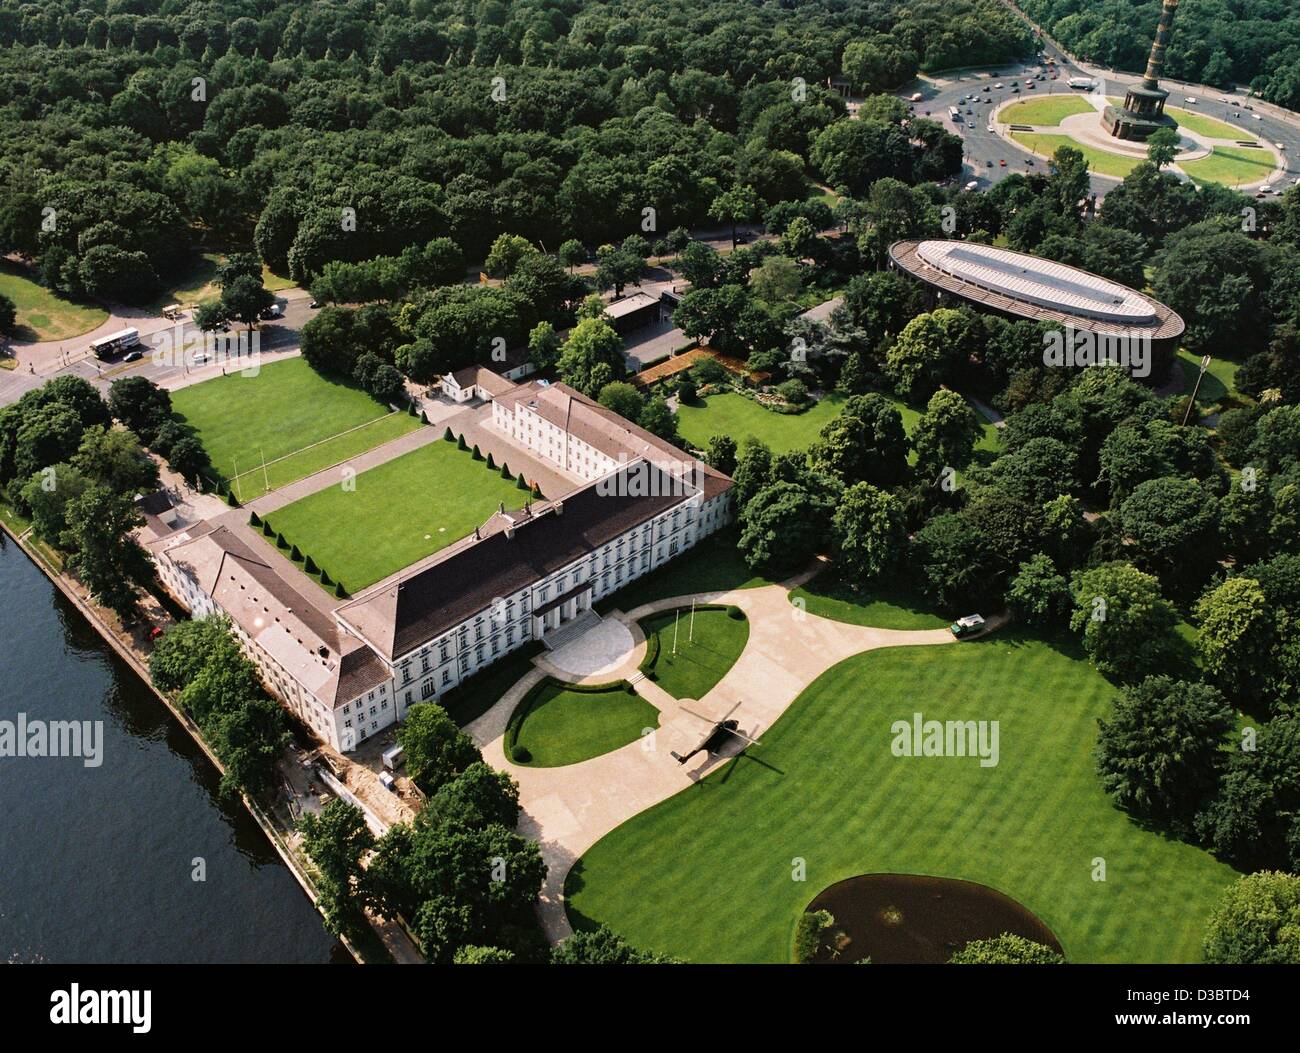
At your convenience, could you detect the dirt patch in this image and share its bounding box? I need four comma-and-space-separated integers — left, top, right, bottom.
804, 873, 1061, 964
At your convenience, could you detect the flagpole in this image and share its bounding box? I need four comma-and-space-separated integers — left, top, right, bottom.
261, 447, 270, 492
689, 599, 695, 643
672, 608, 679, 656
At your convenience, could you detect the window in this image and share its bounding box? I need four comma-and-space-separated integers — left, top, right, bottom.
421, 681, 435, 699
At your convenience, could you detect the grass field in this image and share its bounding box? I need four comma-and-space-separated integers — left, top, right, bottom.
230, 411, 422, 498
1010, 132, 1141, 179
510, 681, 659, 767
0, 260, 107, 342
171, 357, 408, 484
1000, 95, 1094, 126
1180, 146, 1277, 188
1167, 105, 1250, 140
439, 642, 546, 728
1176, 348, 1245, 418
639, 607, 750, 699
790, 573, 950, 631
268, 439, 525, 593
677, 391, 999, 463
565, 629, 1240, 963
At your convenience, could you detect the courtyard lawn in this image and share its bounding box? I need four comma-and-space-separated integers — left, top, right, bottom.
790, 572, 950, 631
566, 630, 1240, 963
1010, 132, 1140, 179
1180, 146, 1277, 188
639, 606, 750, 699
1176, 348, 1245, 418
229, 410, 422, 499
0, 260, 107, 342
171, 357, 402, 483
509, 680, 659, 767
267, 439, 526, 593
598, 528, 772, 613
1000, 95, 1094, 126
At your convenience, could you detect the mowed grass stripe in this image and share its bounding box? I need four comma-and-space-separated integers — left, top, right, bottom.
230, 411, 422, 497
171, 357, 397, 481
565, 632, 1239, 963
268, 440, 525, 593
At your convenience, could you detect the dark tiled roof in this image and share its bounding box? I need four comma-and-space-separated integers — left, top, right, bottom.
338, 462, 692, 659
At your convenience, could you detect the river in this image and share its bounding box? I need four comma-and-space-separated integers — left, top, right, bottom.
0, 535, 347, 963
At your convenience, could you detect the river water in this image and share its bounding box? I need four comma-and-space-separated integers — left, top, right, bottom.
0, 535, 346, 963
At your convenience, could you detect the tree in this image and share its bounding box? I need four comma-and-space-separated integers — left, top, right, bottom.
1195, 577, 1276, 712
149, 616, 240, 692
1203, 872, 1300, 965
424, 763, 520, 830
0, 292, 15, 337
1069, 563, 1181, 680
909, 513, 986, 609
220, 273, 275, 335
454, 945, 516, 964
885, 310, 965, 403
483, 233, 537, 279
738, 480, 833, 575
557, 239, 586, 272
1095, 676, 1234, 826
704, 434, 737, 475
551, 926, 680, 964
949, 934, 1064, 964
108, 376, 172, 446
1146, 127, 1180, 170
398, 703, 480, 794
1007, 553, 1071, 627
808, 393, 908, 488
21, 463, 91, 543
638, 395, 678, 444
206, 694, 288, 800
597, 381, 643, 423
62, 485, 151, 620
1118, 476, 1220, 590
707, 184, 761, 249
831, 482, 906, 586
527, 321, 562, 373
299, 799, 376, 934
912, 389, 981, 477
71, 425, 159, 495
556, 317, 624, 397
748, 256, 801, 304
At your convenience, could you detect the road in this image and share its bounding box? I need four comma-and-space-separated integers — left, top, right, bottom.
0, 289, 318, 407
901, 41, 1300, 200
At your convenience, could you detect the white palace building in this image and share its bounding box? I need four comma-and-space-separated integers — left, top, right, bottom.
149, 368, 732, 754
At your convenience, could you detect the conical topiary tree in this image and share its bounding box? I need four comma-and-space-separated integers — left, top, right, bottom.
444, 426, 454, 441
304, 555, 318, 574
290, 544, 303, 562
457, 434, 468, 451
334, 582, 348, 599
471, 443, 482, 460
249, 511, 262, 527
420, 410, 429, 424
320, 570, 333, 586
276, 532, 288, 549
516, 474, 529, 490
262, 519, 275, 537
500, 462, 511, 479
531, 483, 542, 499
486, 452, 496, 470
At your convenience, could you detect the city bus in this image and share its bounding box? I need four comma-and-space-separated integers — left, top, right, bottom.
949, 106, 962, 123
1068, 77, 1096, 91
88, 328, 140, 359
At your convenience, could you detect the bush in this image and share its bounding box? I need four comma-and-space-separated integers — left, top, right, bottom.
486, 452, 496, 469
472, 443, 483, 460
320, 570, 333, 586
262, 519, 275, 537
248, 511, 261, 527
511, 745, 532, 763
457, 434, 468, 451
500, 462, 512, 479
290, 544, 303, 561
276, 532, 288, 549
334, 582, 348, 598
727, 605, 745, 620
516, 474, 529, 490
793, 910, 834, 963
444, 426, 454, 441
776, 378, 809, 405
304, 555, 318, 574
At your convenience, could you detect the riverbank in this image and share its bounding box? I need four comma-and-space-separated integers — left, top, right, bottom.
0, 512, 413, 964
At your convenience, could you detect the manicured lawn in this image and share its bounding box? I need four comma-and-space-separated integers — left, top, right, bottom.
268, 439, 526, 593
677, 392, 846, 455
1175, 348, 1246, 418
1167, 105, 1250, 140
171, 357, 401, 483
1180, 146, 1276, 188
597, 529, 772, 613
566, 630, 1239, 963
1000, 95, 1094, 126
790, 572, 951, 630
510, 681, 660, 767
263, 265, 296, 292
229, 410, 421, 499
677, 391, 999, 463
0, 260, 107, 342
1010, 132, 1140, 179
639, 607, 750, 699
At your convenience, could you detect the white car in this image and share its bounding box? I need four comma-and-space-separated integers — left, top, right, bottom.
994, 83, 1004, 89
1258, 184, 1273, 196
964, 180, 979, 191
1184, 96, 1197, 104
1252, 113, 1263, 121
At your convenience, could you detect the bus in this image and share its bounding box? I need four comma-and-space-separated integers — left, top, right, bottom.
88, 328, 140, 359
949, 106, 962, 123
1068, 77, 1095, 91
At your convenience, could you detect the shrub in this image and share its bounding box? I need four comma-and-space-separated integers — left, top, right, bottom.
512, 745, 532, 763
727, 605, 745, 620
334, 582, 348, 598
304, 555, 318, 574
249, 511, 261, 527
444, 426, 454, 441
225, 490, 240, 507
776, 378, 809, 405
516, 474, 529, 490
290, 544, 303, 561
793, 910, 834, 963
262, 519, 275, 537
472, 443, 483, 460
420, 410, 428, 424
486, 452, 496, 469
276, 532, 288, 549
320, 570, 333, 586
457, 434, 468, 451
500, 462, 512, 479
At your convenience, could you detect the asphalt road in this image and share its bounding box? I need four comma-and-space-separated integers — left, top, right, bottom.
904, 43, 1300, 201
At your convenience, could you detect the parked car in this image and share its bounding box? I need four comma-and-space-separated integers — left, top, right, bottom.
999, 158, 1007, 166
950, 614, 986, 639
124, 350, 142, 362
964, 180, 979, 190
259, 302, 283, 319
308, 300, 321, 309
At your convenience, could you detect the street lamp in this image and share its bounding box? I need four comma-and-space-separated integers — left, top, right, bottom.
1182, 354, 1212, 426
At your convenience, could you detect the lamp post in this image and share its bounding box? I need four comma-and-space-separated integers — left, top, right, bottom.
1181, 354, 1212, 426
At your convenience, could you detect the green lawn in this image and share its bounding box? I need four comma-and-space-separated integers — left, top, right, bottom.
677, 391, 999, 463
790, 573, 951, 630
1180, 146, 1276, 188
639, 607, 750, 699
597, 529, 772, 613
1175, 348, 1246, 418
1010, 132, 1141, 179
439, 642, 546, 728
1167, 105, 1249, 140
510, 681, 660, 767
172, 357, 404, 484
0, 260, 107, 342
268, 439, 526, 593
1000, 95, 1094, 126
566, 630, 1239, 963
229, 410, 421, 499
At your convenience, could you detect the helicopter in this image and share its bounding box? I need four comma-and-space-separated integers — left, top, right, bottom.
670, 700, 761, 765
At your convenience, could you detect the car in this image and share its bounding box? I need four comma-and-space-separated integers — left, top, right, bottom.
994, 83, 1004, 89
1257, 184, 1273, 197
149, 625, 165, 642
1276, 142, 1286, 150
966, 108, 973, 115
1230, 99, 1241, 107
910, 92, 924, 102
124, 350, 142, 362
986, 159, 994, 167
308, 300, 321, 309
1012, 86, 1020, 93
259, 302, 283, 319
999, 158, 1007, 166
1027, 82, 1036, 90
964, 180, 979, 191
1184, 96, 1197, 104
735, 231, 752, 243
1252, 113, 1263, 121
1025, 157, 1034, 165
1010, 80, 1018, 86
982, 85, 991, 92
950, 614, 986, 638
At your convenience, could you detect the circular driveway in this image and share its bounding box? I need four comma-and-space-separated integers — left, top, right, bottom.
546, 618, 638, 679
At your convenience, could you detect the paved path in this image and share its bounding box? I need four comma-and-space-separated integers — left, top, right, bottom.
464, 572, 1001, 943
